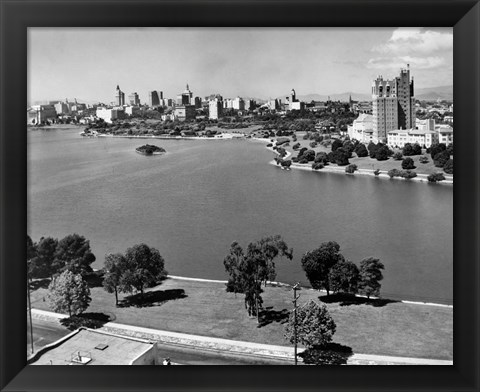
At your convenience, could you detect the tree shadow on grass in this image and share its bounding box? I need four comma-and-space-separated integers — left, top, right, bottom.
319, 293, 399, 307
298, 342, 354, 365
257, 307, 290, 328
60, 312, 115, 331
118, 289, 187, 308
29, 278, 51, 291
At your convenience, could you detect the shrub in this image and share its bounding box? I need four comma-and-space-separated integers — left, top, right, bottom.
309, 141, 318, 148
314, 152, 329, 164
331, 139, 343, 152
293, 142, 301, 150
299, 158, 309, 164
345, 164, 357, 174
443, 159, 453, 174
400, 170, 417, 179
375, 145, 391, 161
393, 151, 403, 160
419, 156, 429, 164
312, 162, 324, 170
401, 157, 416, 170
291, 157, 299, 163
427, 173, 446, 183
387, 169, 402, 178
266, 143, 273, 147
373, 169, 380, 176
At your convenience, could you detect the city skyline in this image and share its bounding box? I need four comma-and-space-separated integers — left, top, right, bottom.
28, 27, 453, 104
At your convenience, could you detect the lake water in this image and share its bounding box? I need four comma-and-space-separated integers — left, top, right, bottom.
27, 128, 453, 304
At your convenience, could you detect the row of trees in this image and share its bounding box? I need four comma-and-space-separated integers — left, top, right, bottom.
301, 241, 384, 298
27, 234, 96, 280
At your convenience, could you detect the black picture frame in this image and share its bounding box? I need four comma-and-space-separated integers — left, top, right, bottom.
1, 0, 479, 391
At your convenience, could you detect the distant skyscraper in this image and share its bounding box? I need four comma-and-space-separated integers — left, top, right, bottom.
128, 92, 140, 106
209, 98, 223, 120
115, 85, 125, 106
177, 84, 193, 106
372, 65, 415, 141
149, 91, 160, 107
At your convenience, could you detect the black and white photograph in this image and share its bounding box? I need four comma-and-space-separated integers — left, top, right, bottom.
26, 27, 454, 366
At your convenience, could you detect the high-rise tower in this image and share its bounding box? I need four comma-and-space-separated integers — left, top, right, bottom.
372, 65, 414, 142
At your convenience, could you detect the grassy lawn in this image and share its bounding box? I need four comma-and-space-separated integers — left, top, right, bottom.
280, 133, 452, 177
30, 278, 452, 360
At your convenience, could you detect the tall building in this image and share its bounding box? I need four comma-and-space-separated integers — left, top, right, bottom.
149, 91, 160, 107
232, 97, 245, 111
372, 65, 415, 142
128, 92, 140, 106
209, 98, 223, 120
115, 85, 125, 106
176, 84, 193, 106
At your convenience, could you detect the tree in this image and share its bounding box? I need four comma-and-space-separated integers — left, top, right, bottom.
223, 235, 292, 321
120, 243, 167, 295
375, 145, 391, 161
393, 151, 403, 160
401, 157, 415, 170
434, 151, 450, 168
29, 236, 58, 279
331, 139, 343, 152
54, 234, 96, 276
402, 143, 414, 156
47, 270, 91, 317
301, 241, 345, 295
331, 147, 350, 166
429, 143, 446, 159
443, 159, 453, 174
103, 253, 127, 306
419, 156, 429, 164
314, 152, 328, 164
358, 258, 384, 299
345, 164, 357, 174
27, 235, 37, 280
284, 300, 336, 348
412, 143, 422, 155
329, 260, 359, 295
354, 143, 368, 157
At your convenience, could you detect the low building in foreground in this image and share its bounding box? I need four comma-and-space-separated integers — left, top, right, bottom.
28, 328, 158, 365
347, 113, 375, 143
96, 107, 126, 123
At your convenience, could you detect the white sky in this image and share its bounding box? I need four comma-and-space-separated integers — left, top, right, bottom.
28, 27, 453, 103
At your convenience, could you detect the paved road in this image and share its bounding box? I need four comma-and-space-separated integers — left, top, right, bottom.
27, 316, 71, 355
27, 317, 292, 365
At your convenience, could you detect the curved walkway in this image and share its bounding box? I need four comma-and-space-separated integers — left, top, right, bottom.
31, 309, 452, 365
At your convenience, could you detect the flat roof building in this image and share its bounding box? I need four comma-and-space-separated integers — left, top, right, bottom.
28, 328, 158, 365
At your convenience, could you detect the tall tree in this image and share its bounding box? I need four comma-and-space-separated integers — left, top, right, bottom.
54, 234, 96, 276
29, 236, 58, 279
284, 300, 336, 348
103, 253, 127, 306
120, 243, 166, 295
329, 260, 359, 295
358, 257, 385, 299
301, 241, 344, 295
223, 235, 292, 322
47, 270, 91, 317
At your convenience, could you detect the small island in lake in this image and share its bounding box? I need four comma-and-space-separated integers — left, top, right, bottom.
135, 144, 166, 155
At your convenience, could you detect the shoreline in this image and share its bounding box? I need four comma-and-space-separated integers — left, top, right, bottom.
262, 142, 453, 185
166, 275, 452, 308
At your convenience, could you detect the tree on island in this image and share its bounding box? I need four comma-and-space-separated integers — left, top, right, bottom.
301, 241, 345, 295
47, 270, 91, 317
223, 235, 293, 323
284, 300, 336, 348
54, 234, 96, 277
119, 244, 167, 296
358, 257, 384, 299
328, 260, 359, 295
103, 253, 127, 306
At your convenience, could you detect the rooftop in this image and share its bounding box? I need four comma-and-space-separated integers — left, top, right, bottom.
29, 328, 156, 366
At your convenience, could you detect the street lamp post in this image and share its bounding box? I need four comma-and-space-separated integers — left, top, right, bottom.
292, 283, 300, 365
27, 273, 34, 354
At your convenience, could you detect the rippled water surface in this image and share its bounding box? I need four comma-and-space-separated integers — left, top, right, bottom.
28, 128, 453, 304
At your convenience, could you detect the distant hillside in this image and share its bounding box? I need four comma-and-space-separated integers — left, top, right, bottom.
414, 85, 453, 101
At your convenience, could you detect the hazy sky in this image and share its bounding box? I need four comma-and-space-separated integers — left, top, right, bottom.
28, 27, 453, 103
